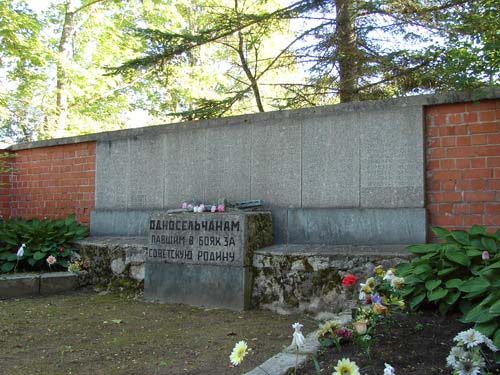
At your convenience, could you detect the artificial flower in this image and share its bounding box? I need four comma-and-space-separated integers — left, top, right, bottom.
318, 320, 340, 338
217, 204, 225, 212
374, 265, 384, 276
365, 277, 376, 288
383, 269, 395, 281
372, 303, 387, 315
337, 328, 352, 338
390, 277, 404, 289
333, 358, 360, 375
454, 329, 498, 351
199, 204, 205, 212
181, 202, 188, 209
342, 274, 357, 287
292, 322, 305, 349
370, 293, 382, 305
358, 290, 367, 301
352, 319, 367, 335
360, 283, 372, 294
481, 251, 490, 260
229, 340, 248, 366
210, 205, 216, 213
46, 255, 57, 265
383, 363, 395, 375
16, 243, 25, 258
446, 346, 467, 367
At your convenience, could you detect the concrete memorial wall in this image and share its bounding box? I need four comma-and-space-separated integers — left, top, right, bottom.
145, 211, 272, 310
91, 96, 430, 244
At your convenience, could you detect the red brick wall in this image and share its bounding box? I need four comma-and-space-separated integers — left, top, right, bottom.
6, 142, 96, 225
425, 99, 500, 235
0, 152, 12, 220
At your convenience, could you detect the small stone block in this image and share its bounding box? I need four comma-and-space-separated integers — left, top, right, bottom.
145, 262, 252, 310
40, 272, 79, 295
0, 274, 39, 299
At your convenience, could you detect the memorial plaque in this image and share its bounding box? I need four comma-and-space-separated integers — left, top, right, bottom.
147, 213, 245, 266
145, 211, 272, 310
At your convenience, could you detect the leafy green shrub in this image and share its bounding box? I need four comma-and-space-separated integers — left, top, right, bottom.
397, 225, 500, 347
0, 214, 87, 273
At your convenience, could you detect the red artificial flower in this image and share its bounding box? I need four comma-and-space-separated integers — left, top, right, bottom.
59, 246, 65, 253
342, 274, 357, 287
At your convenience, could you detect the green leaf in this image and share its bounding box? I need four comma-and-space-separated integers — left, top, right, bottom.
462, 303, 487, 323
437, 267, 457, 276
474, 321, 498, 337
451, 230, 470, 245
413, 264, 432, 275
409, 293, 426, 310
481, 237, 497, 253
406, 244, 438, 254
445, 279, 463, 289
489, 300, 500, 315
494, 327, 500, 348
427, 288, 448, 302
1, 262, 15, 272
432, 226, 451, 240
445, 246, 470, 267
465, 248, 482, 257
33, 251, 46, 261
6, 254, 18, 261
470, 225, 487, 236
425, 279, 441, 291
445, 291, 461, 306
458, 277, 491, 293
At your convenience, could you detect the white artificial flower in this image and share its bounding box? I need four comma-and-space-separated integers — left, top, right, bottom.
383, 269, 395, 281
446, 345, 466, 368
390, 277, 404, 289
455, 360, 482, 375
482, 335, 498, 352
383, 363, 395, 375
291, 322, 305, 350
16, 243, 25, 257
358, 290, 367, 301
229, 340, 248, 366
454, 329, 486, 349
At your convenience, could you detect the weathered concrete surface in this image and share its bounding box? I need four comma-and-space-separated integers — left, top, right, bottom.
145, 262, 253, 310
287, 208, 426, 244
252, 244, 410, 314
40, 272, 79, 295
0, 272, 79, 299
0, 273, 39, 298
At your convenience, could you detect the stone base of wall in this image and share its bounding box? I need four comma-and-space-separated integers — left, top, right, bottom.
74, 237, 146, 291
74, 238, 411, 312
252, 244, 410, 315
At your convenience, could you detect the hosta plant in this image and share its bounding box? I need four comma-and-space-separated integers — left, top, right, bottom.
0, 214, 87, 273
397, 225, 500, 347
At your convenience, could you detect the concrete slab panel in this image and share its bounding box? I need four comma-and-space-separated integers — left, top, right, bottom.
95, 140, 130, 209
0, 274, 39, 298
360, 106, 424, 208
302, 114, 360, 207
127, 136, 164, 209
287, 208, 426, 244
145, 262, 252, 310
163, 129, 207, 206
204, 125, 252, 202
40, 272, 78, 295
250, 119, 302, 207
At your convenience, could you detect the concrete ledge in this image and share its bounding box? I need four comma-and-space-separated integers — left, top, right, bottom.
0, 272, 79, 299
255, 243, 410, 257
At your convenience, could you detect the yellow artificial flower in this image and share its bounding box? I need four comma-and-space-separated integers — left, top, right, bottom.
398, 300, 405, 309
366, 277, 376, 288
229, 340, 248, 366
374, 265, 384, 276
361, 284, 372, 294
333, 358, 360, 375
391, 277, 404, 289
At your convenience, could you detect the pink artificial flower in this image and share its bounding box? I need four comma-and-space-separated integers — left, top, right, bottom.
217, 204, 225, 212
59, 246, 65, 253
181, 202, 188, 209
482, 251, 490, 260
211, 206, 216, 213
46, 255, 57, 266
199, 204, 205, 212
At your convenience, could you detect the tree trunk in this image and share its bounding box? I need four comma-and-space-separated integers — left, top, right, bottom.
55, 0, 75, 137
335, 0, 359, 102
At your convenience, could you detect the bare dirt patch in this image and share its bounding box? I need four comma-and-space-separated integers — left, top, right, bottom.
0, 289, 314, 375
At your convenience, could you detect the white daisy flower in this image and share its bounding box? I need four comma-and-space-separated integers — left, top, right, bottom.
454, 329, 486, 349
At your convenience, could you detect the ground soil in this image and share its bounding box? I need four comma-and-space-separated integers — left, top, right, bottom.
0, 289, 315, 375
298, 309, 500, 375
